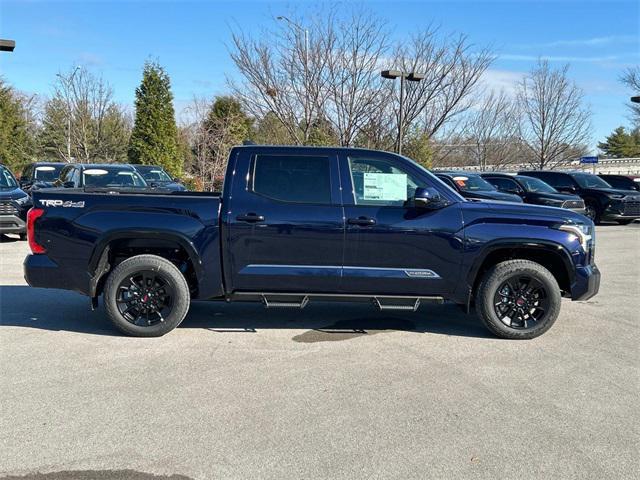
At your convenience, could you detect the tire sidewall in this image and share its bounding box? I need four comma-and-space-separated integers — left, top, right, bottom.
477, 261, 561, 339
104, 255, 190, 337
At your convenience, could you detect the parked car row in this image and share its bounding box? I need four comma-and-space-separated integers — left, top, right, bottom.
434, 170, 640, 225
1, 161, 186, 240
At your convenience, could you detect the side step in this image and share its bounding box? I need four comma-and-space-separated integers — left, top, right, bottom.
231, 292, 444, 310
262, 294, 309, 309
372, 297, 421, 312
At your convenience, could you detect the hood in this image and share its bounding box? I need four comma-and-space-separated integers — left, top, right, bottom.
0, 186, 30, 200
527, 191, 581, 202
463, 190, 523, 202
468, 199, 590, 224
149, 181, 186, 191
582, 187, 640, 199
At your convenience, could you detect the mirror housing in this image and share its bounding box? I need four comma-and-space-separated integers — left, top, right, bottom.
413, 187, 444, 209
558, 186, 576, 194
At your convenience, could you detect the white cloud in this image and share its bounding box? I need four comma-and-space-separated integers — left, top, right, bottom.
480, 68, 523, 96
517, 35, 638, 49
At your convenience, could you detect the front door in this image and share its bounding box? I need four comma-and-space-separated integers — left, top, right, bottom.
226, 149, 344, 293
339, 152, 463, 296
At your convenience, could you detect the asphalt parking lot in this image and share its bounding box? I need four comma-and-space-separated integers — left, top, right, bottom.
1, 225, 638, 480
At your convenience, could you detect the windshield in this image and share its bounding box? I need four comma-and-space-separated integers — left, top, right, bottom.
450, 174, 496, 192
0, 168, 18, 189
83, 168, 148, 188
517, 176, 558, 193
136, 166, 173, 182
34, 164, 64, 182
572, 173, 612, 189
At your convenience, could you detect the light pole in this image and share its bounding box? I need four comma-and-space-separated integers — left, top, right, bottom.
381, 70, 425, 155
0, 39, 15, 52
277, 16, 309, 77
56, 66, 81, 162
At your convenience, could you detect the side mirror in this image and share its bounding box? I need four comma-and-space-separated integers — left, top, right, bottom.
558, 186, 576, 194
63, 181, 75, 188
413, 187, 444, 209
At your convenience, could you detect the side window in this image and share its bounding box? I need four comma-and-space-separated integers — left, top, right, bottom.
59, 166, 72, 183
348, 157, 427, 206
70, 168, 80, 186
252, 154, 331, 204
548, 173, 575, 189
488, 177, 520, 192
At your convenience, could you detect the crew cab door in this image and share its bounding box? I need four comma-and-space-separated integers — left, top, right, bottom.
338, 151, 464, 296
224, 148, 344, 293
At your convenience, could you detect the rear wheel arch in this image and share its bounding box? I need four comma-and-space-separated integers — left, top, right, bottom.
89, 230, 202, 297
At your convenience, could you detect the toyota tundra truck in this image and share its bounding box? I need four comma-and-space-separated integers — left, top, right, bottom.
24, 146, 600, 339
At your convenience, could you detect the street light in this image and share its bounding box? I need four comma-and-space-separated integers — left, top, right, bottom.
631, 96, 640, 104
381, 70, 425, 155
0, 39, 15, 52
56, 66, 82, 163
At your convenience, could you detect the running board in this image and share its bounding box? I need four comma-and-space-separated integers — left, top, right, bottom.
231, 292, 444, 310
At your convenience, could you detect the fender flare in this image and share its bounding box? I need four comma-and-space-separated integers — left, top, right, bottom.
87, 229, 203, 296
466, 239, 575, 291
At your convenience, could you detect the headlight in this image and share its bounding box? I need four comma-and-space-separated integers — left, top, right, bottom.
540, 198, 564, 206
14, 195, 31, 205
558, 223, 593, 252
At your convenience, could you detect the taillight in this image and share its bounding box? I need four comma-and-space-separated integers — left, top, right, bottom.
27, 208, 46, 254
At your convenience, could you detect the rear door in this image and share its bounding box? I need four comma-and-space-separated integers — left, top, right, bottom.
225, 148, 344, 293
339, 151, 464, 296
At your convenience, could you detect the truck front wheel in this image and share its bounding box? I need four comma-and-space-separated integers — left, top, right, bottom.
475, 260, 561, 339
103, 254, 191, 337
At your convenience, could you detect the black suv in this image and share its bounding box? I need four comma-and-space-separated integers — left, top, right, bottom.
518, 170, 640, 224
54, 164, 149, 190
435, 171, 522, 202
481, 173, 585, 214
0, 164, 31, 239
19, 161, 65, 194
597, 174, 640, 192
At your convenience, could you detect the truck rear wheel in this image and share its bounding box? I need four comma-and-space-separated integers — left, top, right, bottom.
103, 254, 190, 337
475, 260, 561, 339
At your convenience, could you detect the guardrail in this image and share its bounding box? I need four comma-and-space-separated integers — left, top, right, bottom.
435, 158, 640, 174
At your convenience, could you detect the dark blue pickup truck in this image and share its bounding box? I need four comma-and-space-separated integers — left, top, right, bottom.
24, 146, 600, 339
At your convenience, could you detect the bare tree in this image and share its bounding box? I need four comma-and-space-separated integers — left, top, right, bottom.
392, 30, 494, 142
621, 67, 640, 127
41, 67, 130, 162
464, 90, 520, 170
518, 60, 591, 169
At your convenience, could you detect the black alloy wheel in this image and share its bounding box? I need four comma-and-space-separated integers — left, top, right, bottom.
493, 274, 549, 330
116, 270, 174, 326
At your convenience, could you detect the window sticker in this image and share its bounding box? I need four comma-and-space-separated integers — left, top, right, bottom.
362, 172, 407, 201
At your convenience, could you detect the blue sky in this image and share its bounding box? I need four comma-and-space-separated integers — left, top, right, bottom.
1, 0, 638, 149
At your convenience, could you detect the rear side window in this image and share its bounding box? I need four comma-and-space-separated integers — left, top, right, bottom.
544, 173, 575, 189
486, 177, 520, 191
252, 154, 331, 204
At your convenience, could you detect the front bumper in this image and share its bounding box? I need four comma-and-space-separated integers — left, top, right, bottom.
0, 215, 26, 234
571, 264, 600, 301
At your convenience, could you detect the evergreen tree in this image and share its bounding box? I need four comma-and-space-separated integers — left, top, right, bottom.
598, 126, 640, 158
0, 79, 37, 171
128, 61, 181, 176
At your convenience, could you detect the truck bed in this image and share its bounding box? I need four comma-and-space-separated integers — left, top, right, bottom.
27, 188, 224, 300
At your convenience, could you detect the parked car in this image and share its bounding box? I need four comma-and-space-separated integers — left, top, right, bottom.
597, 174, 640, 192
19, 162, 65, 194
481, 173, 586, 214
518, 170, 640, 224
131, 165, 187, 191
435, 171, 523, 203
53, 164, 150, 190
25, 146, 600, 340
0, 164, 31, 239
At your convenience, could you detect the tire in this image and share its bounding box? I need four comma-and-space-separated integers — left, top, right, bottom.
617, 219, 634, 225
584, 202, 601, 225
475, 260, 561, 340
103, 254, 190, 337
19, 233, 27, 241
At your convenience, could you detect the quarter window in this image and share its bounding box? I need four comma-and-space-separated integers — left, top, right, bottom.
252, 154, 331, 204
